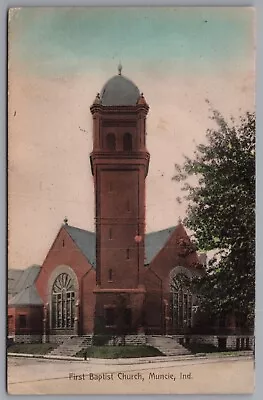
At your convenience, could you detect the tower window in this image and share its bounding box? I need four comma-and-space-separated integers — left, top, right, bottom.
62, 240, 65, 247
123, 133, 132, 151
126, 248, 130, 260
108, 269, 113, 282
106, 133, 116, 151
109, 227, 112, 240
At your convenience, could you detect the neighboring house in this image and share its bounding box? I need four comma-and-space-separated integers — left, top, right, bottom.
8, 265, 43, 339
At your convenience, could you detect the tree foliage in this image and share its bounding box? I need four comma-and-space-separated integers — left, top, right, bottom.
173, 108, 255, 329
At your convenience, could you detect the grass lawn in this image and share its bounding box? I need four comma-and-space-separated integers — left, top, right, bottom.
183, 342, 220, 354
183, 342, 252, 355
7, 343, 58, 355
76, 345, 163, 359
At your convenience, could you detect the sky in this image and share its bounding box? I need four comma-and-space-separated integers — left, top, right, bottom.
8, 7, 255, 268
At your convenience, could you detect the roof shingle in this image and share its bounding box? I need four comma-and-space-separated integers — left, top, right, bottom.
64, 225, 96, 267
64, 224, 177, 267
9, 285, 43, 306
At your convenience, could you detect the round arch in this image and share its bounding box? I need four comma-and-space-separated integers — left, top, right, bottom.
48, 265, 79, 330
106, 133, 116, 151
123, 132, 133, 151
169, 266, 193, 333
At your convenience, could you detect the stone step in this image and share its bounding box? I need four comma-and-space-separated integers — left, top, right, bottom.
49, 336, 93, 356
146, 335, 190, 356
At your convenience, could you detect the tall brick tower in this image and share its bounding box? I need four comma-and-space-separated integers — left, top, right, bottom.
90, 66, 149, 334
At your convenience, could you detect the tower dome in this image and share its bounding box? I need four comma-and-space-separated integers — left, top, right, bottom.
100, 66, 140, 106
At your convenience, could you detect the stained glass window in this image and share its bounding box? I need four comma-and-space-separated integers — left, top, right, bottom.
171, 273, 193, 331
51, 273, 75, 329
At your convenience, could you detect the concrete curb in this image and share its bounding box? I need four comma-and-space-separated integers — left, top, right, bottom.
87, 352, 254, 365
8, 353, 84, 362
8, 351, 253, 364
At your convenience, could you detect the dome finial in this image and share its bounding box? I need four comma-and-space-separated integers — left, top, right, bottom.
118, 62, 122, 76
64, 216, 68, 225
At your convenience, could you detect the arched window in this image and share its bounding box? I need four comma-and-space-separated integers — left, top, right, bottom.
106, 133, 116, 151
51, 273, 75, 329
123, 133, 132, 151
170, 273, 192, 332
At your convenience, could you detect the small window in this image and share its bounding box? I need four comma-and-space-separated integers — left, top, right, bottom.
126, 249, 130, 260
105, 308, 115, 326
108, 269, 113, 282
62, 239, 65, 247
109, 227, 112, 240
8, 315, 13, 332
106, 133, 116, 151
123, 133, 132, 151
19, 315, 27, 329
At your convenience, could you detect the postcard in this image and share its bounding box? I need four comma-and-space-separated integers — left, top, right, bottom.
7, 7, 255, 394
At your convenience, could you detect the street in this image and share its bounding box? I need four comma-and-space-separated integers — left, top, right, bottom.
7, 355, 254, 394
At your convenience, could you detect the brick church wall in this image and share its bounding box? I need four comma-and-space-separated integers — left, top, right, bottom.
35, 227, 96, 335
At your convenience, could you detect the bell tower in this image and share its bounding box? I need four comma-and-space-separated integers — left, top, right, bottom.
90, 67, 149, 333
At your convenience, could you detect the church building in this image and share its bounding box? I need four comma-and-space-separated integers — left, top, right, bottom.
8, 68, 206, 344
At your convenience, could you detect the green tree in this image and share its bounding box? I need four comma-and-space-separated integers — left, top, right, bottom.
173, 108, 255, 330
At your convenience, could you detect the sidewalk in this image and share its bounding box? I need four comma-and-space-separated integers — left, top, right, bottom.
8, 350, 253, 364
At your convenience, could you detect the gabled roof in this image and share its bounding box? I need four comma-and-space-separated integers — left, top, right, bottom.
9, 284, 43, 306
8, 223, 194, 307
14, 265, 41, 293
145, 226, 177, 264
63, 224, 178, 267
8, 269, 23, 296
64, 225, 96, 267
8, 265, 41, 297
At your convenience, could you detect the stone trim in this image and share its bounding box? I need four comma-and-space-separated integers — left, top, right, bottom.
94, 288, 146, 293
170, 266, 193, 281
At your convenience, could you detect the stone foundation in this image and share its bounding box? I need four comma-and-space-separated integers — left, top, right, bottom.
12, 333, 254, 350
13, 335, 42, 344
93, 334, 146, 346
43, 334, 145, 346
173, 335, 254, 351
47, 335, 77, 344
